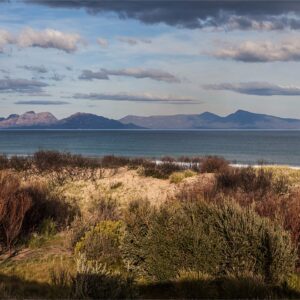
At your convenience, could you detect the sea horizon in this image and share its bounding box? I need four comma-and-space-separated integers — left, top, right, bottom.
1, 130, 300, 166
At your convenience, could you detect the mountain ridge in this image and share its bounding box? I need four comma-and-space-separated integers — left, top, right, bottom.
0, 111, 140, 129
120, 110, 300, 129
1, 110, 300, 129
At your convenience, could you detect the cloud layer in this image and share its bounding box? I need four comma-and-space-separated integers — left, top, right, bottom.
79, 68, 180, 83
204, 82, 300, 96
15, 100, 69, 105
118, 36, 151, 45
213, 39, 300, 62
26, 0, 300, 31
19, 65, 48, 73
73, 92, 197, 104
0, 78, 48, 93
0, 27, 83, 53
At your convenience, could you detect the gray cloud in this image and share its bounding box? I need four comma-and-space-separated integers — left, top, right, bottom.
19, 65, 48, 73
117, 36, 151, 45
204, 82, 300, 96
49, 73, 65, 81
26, 1, 300, 31
79, 68, 180, 83
73, 92, 197, 104
14, 100, 69, 105
0, 78, 48, 93
79, 70, 109, 80
213, 39, 300, 62
97, 37, 108, 48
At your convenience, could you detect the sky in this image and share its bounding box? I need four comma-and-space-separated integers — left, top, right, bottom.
1, 0, 300, 119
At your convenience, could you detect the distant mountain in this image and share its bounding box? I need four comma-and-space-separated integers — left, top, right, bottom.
0, 111, 57, 128
51, 113, 139, 129
120, 110, 300, 129
0, 111, 140, 129
2, 110, 300, 130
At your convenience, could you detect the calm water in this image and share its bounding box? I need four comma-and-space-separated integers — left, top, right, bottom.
0, 130, 299, 166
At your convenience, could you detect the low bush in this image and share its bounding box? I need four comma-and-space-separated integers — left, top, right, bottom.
71, 254, 136, 299
142, 162, 183, 179
0, 172, 32, 251
200, 156, 229, 173
0, 155, 9, 170
215, 167, 288, 197
33, 150, 101, 172
122, 199, 296, 284
75, 220, 124, 271
0, 171, 76, 252
169, 170, 196, 184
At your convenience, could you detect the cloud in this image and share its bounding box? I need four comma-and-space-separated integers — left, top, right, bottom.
73, 92, 198, 104
204, 82, 300, 96
26, 0, 300, 31
19, 65, 48, 73
0, 78, 48, 93
79, 70, 109, 80
79, 68, 180, 83
97, 37, 108, 48
17, 27, 83, 53
0, 27, 83, 53
0, 29, 14, 52
117, 36, 151, 45
14, 100, 69, 105
49, 73, 65, 81
213, 39, 300, 62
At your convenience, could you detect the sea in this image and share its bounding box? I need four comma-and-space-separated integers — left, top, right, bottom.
0, 130, 299, 166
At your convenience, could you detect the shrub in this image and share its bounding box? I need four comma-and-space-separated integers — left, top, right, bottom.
22, 182, 77, 234
101, 155, 130, 168
9, 156, 32, 171
67, 216, 92, 250
75, 220, 124, 271
216, 167, 277, 196
169, 170, 196, 184
71, 253, 136, 299
200, 156, 229, 173
123, 199, 296, 284
0, 172, 32, 251
0, 172, 76, 252
88, 197, 120, 222
121, 200, 154, 277
0, 155, 9, 170
142, 162, 183, 179
33, 150, 100, 172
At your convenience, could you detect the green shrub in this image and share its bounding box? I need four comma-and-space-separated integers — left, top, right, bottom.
121, 200, 154, 277
123, 199, 296, 284
75, 220, 124, 271
169, 170, 196, 184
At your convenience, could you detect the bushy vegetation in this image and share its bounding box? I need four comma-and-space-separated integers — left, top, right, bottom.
122, 199, 296, 284
0, 171, 75, 253
0, 151, 300, 299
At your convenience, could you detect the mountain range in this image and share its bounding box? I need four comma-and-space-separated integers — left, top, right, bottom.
0, 111, 139, 129
120, 110, 300, 129
1, 110, 300, 129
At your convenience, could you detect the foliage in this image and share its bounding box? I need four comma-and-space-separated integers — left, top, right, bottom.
169, 170, 196, 184
0, 172, 32, 251
75, 220, 124, 271
122, 199, 296, 284
71, 253, 136, 299
200, 156, 229, 173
